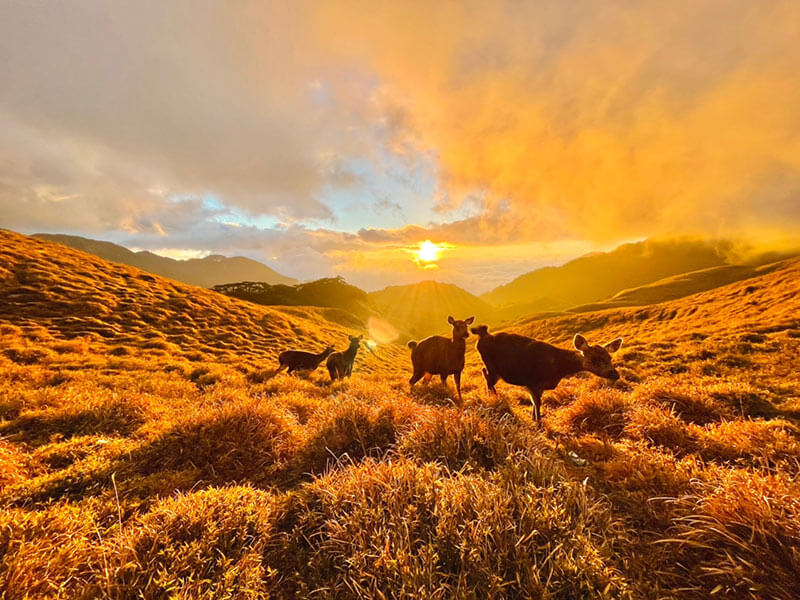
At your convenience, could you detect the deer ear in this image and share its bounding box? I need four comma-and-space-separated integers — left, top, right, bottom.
465, 316, 475, 325
358, 334, 364, 340
573, 334, 589, 352
604, 338, 623, 353
447, 315, 455, 325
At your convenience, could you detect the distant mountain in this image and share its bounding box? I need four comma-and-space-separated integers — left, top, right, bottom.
482, 239, 733, 316
368, 280, 495, 339
33, 233, 296, 288
567, 260, 792, 313
214, 277, 377, 328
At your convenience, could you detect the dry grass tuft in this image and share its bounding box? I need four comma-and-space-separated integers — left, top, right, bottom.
297, 397, 417, 475
397, 406, 540, 470
138, 399, 298, 485
660, 470, 800, 599
624, 403, 696, 451
553, 389, 631, 437
634, 379, 732, 424
267, 456, 630, 599
116, 486, 276, 599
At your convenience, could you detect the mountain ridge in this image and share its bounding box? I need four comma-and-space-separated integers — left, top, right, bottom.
368, 279, 495, 339
33, 232, 297, 288
482, 238, 735, 312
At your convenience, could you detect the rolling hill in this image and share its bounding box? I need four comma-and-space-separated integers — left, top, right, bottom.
566, 259, 791, 313
213, 276, 378, 329
0, 229, 390, 371
33, 232, 297, 288
368, 280, 496, 339
1, 228, 800, 599
509, 255, 800, 347
482, 238, 733, 315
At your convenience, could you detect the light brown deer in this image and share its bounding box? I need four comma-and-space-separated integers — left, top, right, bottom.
408, 315, 474, 403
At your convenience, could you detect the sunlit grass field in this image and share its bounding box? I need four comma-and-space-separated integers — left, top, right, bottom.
1, 230, 799, 599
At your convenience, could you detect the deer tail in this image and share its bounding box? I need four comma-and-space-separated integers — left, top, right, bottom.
407, 340, 417, 351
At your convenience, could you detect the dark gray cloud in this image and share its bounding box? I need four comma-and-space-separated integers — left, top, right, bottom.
0, 2, 391, 233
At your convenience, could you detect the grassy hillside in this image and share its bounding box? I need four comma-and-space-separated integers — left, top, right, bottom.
369, 280, 496, 339
34, 232, 297, 287
483, 238, 732, 314
214, 277, 378, 329
2, 229, 800, 599
568, 260, 789, 313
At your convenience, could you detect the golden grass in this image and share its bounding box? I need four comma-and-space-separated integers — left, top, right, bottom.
1, 229, 800, 598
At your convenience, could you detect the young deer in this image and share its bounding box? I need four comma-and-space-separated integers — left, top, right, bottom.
408, 315, 474, 403
277, 345, 335, 374
327, 335, 363, 381
472, 325, 622, 427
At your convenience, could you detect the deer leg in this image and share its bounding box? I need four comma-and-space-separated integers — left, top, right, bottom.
409, 371, 424, 386
528, 388, 543, 428
482, 367, 498, 395
454, 372, 463, 405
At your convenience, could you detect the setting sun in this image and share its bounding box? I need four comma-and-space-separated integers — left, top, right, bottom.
417, 240, 441, 263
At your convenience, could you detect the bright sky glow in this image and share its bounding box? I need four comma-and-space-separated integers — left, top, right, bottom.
417, 240, 440, 263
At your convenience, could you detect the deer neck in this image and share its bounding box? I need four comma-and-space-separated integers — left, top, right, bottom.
450, 335, 466, 354
562, 349, 585, 378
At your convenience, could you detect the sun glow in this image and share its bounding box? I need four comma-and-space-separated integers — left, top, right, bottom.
417, 240, 441, 263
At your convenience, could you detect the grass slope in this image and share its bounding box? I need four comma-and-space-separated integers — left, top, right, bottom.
482, 238, 732, 313
1, 229, 800, 599
569, 260, 789, 312
369, 280, 496, 339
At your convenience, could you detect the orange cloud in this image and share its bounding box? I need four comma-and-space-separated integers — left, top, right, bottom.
310, 1, 800, 242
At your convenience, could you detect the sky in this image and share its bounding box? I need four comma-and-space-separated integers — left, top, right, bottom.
1, 1, 799, 293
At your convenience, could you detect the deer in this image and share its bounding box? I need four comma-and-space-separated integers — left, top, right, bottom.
327, 335, 364, 381
277, 345, 335, 374
408, 316, 474, 403
471, 325, 623, 427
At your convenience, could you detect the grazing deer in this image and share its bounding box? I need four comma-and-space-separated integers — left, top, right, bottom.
408, 316, 474, 403
277, 345, 335, 374
327, 335, 363, 381
471, 325, 622, 427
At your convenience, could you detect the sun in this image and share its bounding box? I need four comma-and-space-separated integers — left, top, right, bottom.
417, 240, 441, 263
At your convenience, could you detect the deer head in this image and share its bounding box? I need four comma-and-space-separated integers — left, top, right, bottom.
470, 324, 490, 337
574, 334, 623, 381
448, 315, 475, 340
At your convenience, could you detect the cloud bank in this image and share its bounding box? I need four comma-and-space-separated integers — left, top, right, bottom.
1, 1, 799, 290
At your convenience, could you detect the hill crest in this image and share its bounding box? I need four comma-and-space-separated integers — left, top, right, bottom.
482, 238, 735, 313
369, 280, 495, 339
33, 232, 297, 288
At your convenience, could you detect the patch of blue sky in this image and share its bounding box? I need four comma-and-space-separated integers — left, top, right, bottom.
313, 152, 440, 233
199, 194, 284, 230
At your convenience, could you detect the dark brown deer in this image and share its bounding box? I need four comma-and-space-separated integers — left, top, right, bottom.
277, 345, 335, 374
327, 335, 363, 381
408, 316, 474, 403
471, 325, 622, 427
